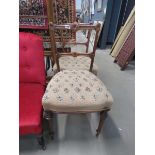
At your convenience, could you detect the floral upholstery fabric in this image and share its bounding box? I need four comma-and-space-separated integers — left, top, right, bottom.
42, 70, 113, 112
53, 56, 98, 75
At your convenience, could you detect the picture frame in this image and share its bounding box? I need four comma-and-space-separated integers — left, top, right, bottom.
97, 0, 102, 12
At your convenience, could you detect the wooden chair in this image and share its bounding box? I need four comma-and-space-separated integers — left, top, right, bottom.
42, 23, 113, 138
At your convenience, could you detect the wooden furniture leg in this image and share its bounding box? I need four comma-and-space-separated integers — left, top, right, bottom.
44, 111, 54, 139
37, 134, 46, 150
96, 111, 107, 137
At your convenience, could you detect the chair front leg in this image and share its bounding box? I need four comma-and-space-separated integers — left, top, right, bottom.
96, 110, 108, 137
44, 111, 54, 139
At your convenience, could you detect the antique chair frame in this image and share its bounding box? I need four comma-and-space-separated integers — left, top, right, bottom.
43, 22, 111, 138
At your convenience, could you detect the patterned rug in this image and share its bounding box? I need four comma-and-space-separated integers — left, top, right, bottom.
53, 0, 75, 24
52, 0, 76, 40
19, 0, 48, 29
19, 0, 76, 30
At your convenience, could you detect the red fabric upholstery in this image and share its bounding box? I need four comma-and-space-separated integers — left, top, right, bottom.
19, 32, 46, 85
19, 32, 46, 135
19, 83, 44, 135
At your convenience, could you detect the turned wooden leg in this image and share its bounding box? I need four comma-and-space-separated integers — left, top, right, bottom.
37, 134, 46, 150
96, 111, 107, 137
48, 118, 54, 140
43, 111, 54, 140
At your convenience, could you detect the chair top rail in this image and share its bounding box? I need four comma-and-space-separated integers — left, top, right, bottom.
57, 52, 94, 57
49, 22, 100, 31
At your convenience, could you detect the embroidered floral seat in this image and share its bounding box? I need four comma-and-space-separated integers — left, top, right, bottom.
53, 56, 98, 75
42, 70, 113, 112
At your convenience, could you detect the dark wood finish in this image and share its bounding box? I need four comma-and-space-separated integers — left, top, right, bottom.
37, 134, 46, 150
96, 111, 108, 137
43, 111, 54, 139
44, 50, 52, 56
46, 0, 54, 23
44, 109, 110, 137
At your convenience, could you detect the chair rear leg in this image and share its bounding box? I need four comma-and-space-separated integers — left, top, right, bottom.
96, 111, 108, 137
37, 134, 46, 150
47, 118, 54, 140
44, 111, 54, 140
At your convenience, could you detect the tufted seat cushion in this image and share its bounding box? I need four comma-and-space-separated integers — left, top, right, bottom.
42, 70, 113, 113
53, 56, 98, 75
19, 32, 46, 85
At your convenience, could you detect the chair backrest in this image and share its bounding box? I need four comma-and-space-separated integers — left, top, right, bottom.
49, 22, 101, 72
19, 32, 46, 85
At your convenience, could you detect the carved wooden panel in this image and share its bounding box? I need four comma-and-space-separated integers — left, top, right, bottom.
115, 25, 135, 70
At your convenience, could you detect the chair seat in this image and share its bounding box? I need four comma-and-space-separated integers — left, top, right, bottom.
53, 56, 98, 75
19, 83, 45, 135
42, 70, 113, 113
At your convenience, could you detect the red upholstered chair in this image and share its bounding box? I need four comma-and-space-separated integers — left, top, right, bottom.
19, 32, 46, 150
